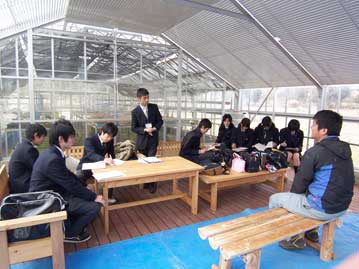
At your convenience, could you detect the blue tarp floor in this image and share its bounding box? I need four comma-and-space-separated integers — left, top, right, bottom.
12, 207, 359, 269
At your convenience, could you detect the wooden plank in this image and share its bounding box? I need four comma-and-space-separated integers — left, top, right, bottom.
198, 208, 288, 240
200, 169, 287, 184
210, 183, 218, 211
50, 221, 65, 269
209, 213, 303, 249
221, 218, 326, 259
0, 211, 67, 232
0, 231, 10, 269
9, 237, 52, 264
108, 193, 186, 210
320, 221, 336, 261
0, 165, 9, 201
243, 249, 261, 269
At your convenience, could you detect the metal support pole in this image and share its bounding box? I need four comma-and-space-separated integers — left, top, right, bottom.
176, 50, 183, 141
27, 29, 35, 122
250, 88, 274, 122
221, 84, 226, 116
51, 37, 55, 79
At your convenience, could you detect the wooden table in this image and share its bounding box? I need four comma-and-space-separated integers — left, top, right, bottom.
93, 156, 203, 234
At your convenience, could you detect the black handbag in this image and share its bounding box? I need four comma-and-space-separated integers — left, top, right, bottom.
0, 191, 66, 242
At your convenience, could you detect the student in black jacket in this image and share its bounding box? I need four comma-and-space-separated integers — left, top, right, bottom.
131, 88, 163, 193
215, 114, 235, 149
269, 110, 354, 250
30, 119, 104, 244
77, 122, 118, 203
253, 116, 279, 147
231, 118, 254, 149
179, 119, 212, 165
8, 123, 47, 193
279, 119, 304, 172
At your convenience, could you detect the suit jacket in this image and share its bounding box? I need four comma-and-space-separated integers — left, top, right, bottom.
8, 139, 39, 193
216, 126, 235, 148
78, 134, 115, 171
232, 127, 254, 149
29, 146, 96, 201
279, 127, 304, 152
131, 103, 163, 151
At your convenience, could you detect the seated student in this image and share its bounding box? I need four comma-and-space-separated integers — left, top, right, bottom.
231, 118, 254, 149
253, 116, 279, 147
77, 122, 118, 204
8, 123, 47, 194
30, 119, 104, 244
269, 110, 354, 250
215, 114, 235, 149
179, 118, 212, 165
279, 119, 304, 173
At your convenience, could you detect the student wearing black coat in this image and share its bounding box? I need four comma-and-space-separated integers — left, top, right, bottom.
30, 119, 104, 244
279, 119, 304, 172
215, 114, 235, 149
179, 119, 212, 165
77, 123, 118, 203
131, 88, 163, 193
231, 118, 254, 149
253, 116, 279, 147
8, 124, 47, 194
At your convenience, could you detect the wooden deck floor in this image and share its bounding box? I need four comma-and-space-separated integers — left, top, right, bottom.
65, 175, 359, 253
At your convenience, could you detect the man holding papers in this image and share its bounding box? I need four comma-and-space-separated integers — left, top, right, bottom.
131, 88, 163, 193
30, 119, 104, 243
77, 122, 118, 204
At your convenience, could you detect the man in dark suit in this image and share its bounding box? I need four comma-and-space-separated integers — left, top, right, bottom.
8, 123, 47, 194
131, 88, 163, 193
30, 119, 104, 244
77, 122, 118, 203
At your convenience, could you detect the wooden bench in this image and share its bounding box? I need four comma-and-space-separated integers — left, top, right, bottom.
198, 208, 338, 269
65, 145, 84, 159
156, 141, 181, 157
0, 165, 67, 269
199, 169, 287, 211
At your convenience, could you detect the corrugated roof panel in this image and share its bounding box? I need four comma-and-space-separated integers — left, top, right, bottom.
240, 0, 359, 85
0, 0, 67, 39
66, 0, 219, 35
165, 0, 313, 88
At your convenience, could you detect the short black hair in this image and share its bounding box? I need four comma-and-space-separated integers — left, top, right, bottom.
137, 88, 149, 98
49, 119, 76, 146
313, 110, 343, 136
261, 116, 272, 127
25, 123, 47, 141
100, 122, 118, 137
288, 119, 300, 131
240, 118, 251, 128
197, 118, 212, 129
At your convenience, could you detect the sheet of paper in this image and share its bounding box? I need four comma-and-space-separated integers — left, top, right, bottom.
93, 170, 126, 181
82, 161, 106, 170
140, 156, 162, 163
113, 159, 124, 166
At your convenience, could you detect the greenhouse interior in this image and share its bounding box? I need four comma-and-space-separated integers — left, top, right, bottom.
0, 1, 358, 269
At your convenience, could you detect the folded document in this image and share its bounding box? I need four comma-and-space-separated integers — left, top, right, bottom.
93, 170, 126, 181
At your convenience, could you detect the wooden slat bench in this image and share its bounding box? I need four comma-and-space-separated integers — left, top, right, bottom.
156, 141, 181, 157
199, 169, 287, 211
0, 165, 67, 269
198, 208, 339, 269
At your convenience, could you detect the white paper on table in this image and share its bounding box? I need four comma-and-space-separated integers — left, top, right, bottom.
140, 156, 162, 163
138, 158, 148, 164
93, 170, 126, 181
113, 159, 124, 166
82, 161, 106, 170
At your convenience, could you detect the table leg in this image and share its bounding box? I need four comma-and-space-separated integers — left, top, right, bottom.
103, 185, 109, 235
191, 172, 199, 215
210, 183, 218, 211
172, 178, 178, 194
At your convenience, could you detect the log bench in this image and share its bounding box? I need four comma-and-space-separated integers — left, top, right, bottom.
199, 169, 287, 211
0, 165, 67, 269
198, 207, 339, 269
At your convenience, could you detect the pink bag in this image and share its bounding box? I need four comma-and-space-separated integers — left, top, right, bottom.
231, 153, 246, 173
